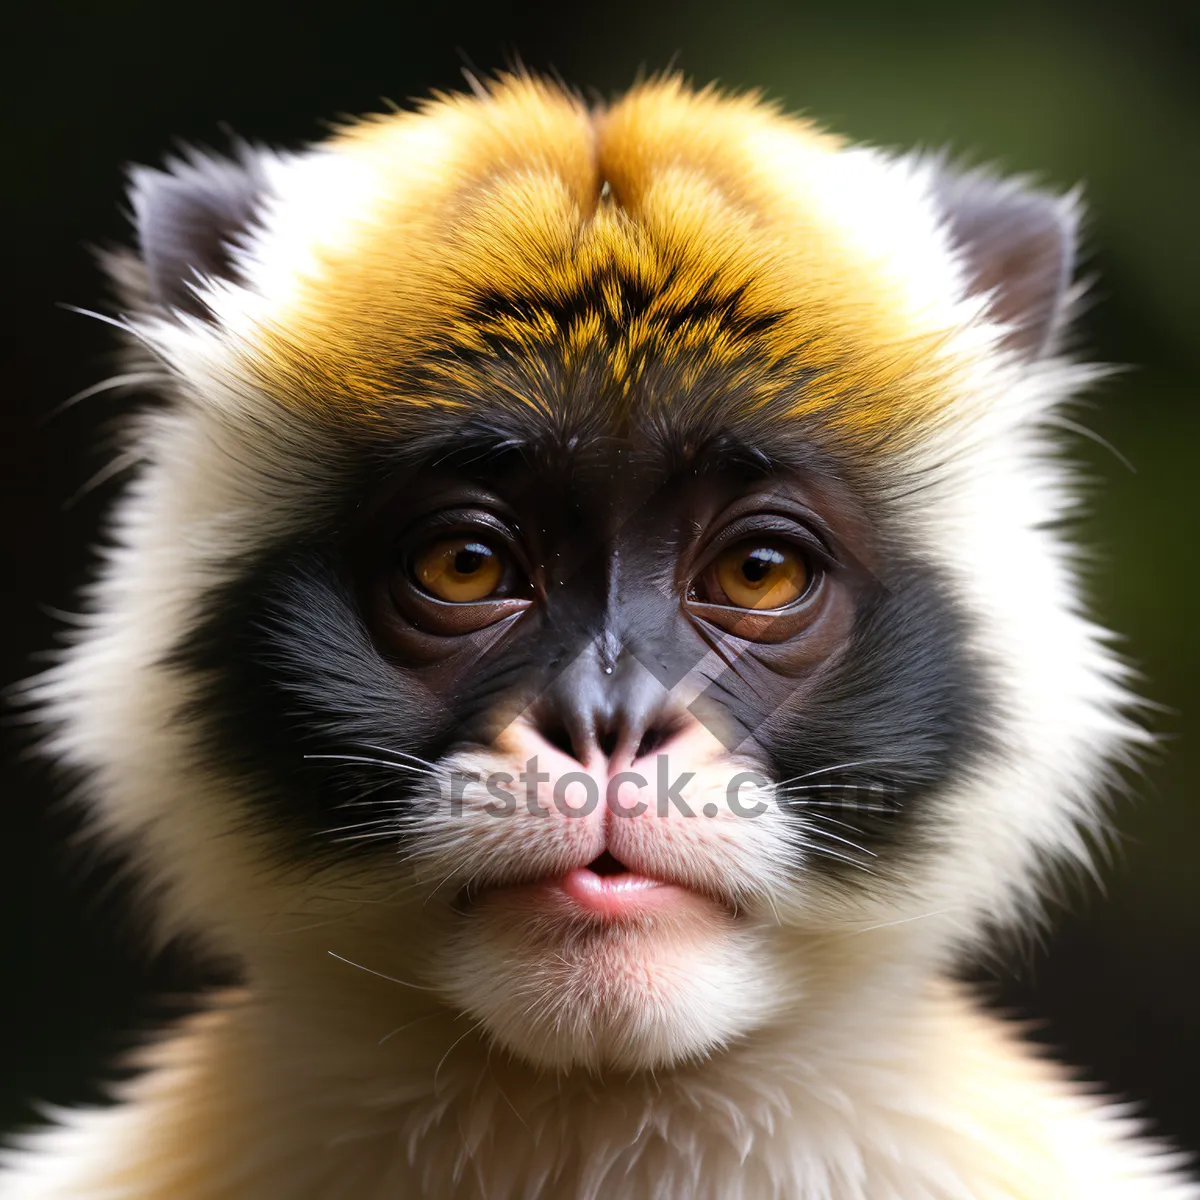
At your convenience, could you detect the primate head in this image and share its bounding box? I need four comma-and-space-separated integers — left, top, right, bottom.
39, 76, 1138, 1073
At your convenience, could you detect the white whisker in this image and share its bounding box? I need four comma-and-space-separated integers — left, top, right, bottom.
796, 839, 876, 874
433, 1019, 486, 1095
772, 759, 900, 788
326, 950, 436, 991
304, 753, 441, 779
353, 742, 445, 773
798, 825, 876, 858
379, 1012, 439, 1046
833, 908, 958, 940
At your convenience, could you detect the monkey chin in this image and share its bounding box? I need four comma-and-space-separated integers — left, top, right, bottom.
433, 882, 783, 1073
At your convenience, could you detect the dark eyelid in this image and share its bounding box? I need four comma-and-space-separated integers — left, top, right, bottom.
398, 507, 535, 576
699, 514, 835, 575
398, 507, 517, 545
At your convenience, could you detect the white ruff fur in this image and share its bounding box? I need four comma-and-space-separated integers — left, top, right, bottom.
4, 977, 1196, 1199
2, 81, 1195, 1197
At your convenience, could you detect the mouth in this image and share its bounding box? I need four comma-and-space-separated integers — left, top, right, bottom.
557, 850, 681, 919
466, 849, 735, 924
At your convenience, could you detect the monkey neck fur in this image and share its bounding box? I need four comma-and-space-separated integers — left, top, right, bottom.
89, 961, 1117, 1200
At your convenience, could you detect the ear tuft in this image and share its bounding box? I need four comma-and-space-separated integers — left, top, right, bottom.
129, 144, 274, 320
931, 164, 1079, 359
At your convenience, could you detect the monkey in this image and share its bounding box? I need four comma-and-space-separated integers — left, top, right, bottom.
1, 73, 1195, 1199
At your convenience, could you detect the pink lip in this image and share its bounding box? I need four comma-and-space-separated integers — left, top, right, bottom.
469, 852, 732, 923
556, 864, 676, 919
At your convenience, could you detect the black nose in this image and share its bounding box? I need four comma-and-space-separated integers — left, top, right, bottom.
528, 644, 685, 767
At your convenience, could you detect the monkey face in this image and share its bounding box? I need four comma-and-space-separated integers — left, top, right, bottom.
44, 78, 1137, 1075
176, 391, 990, 1069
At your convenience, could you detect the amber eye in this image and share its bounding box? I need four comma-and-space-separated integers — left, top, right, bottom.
709, 541, 811, 610
412, 537, 505, 603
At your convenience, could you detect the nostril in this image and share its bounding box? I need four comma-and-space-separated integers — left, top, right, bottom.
530, 707, 684, 767
634, 723, 676, 761
538, 716, 582, 762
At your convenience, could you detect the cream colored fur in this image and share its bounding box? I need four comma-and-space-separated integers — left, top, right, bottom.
4, 978, 1195, 1199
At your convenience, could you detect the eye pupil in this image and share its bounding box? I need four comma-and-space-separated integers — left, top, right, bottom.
453, 545, 488, 576
741, 547, 783, 585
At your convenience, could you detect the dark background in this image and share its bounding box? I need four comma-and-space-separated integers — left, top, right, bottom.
3, 0, 1198, 1161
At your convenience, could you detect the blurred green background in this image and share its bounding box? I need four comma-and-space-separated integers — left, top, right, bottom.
2, 0, 1197, 1158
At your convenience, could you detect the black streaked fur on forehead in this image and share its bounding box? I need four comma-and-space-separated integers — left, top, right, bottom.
372, 258, 850, 457
460, 269, 788, 353
271, 246, 910, 520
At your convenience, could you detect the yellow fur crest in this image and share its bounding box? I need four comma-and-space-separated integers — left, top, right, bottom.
238, 76, 980, 443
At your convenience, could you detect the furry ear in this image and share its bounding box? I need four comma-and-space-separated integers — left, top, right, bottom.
932, 165, 1078, 359
129, 145, 273, 320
